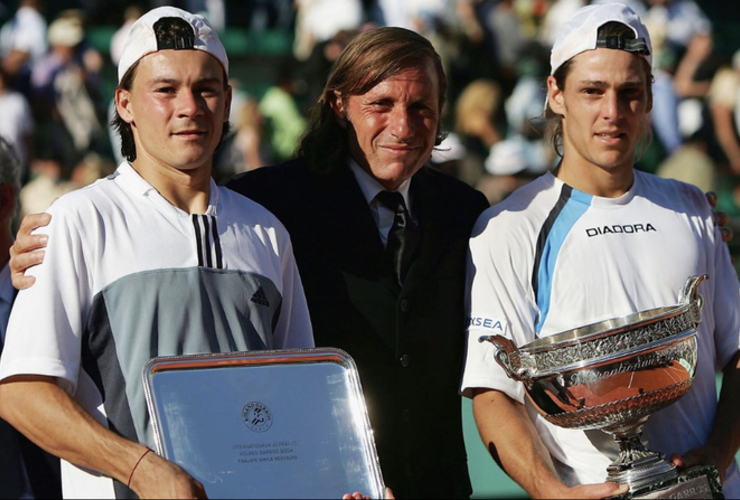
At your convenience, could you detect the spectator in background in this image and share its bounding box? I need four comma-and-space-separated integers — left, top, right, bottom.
300, 28, 355, 115
708, 49, 740, 176
539, 0, 585, 48
68, 151, 114, 190
656, 130, 717, 193
652, 31, 718, 194
479, 40, 553, 203
258, 61, 307, 163
448, 0, 506, 104
215, 95, 270, 181
483, 0, 526, 93
0, 67, 34, 182
109, 4, 142, 67
108, 4, 143, 167
374, 0, 460, 76
229, 0, 294, 31
183, 0, 225, 31
643, 0, 712, 59
22, 150, 117, 219
653, 17, 717, 162
453, 78, 503, 189
18, 154, 74, 218
293, 0, 363, 61
30, 13, 105, 173
0, 0, 47, 96
672, 32, 715, 101
233, 97, 268, 172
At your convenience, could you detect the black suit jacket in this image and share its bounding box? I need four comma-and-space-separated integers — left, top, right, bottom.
0, 290, 62, 499
227, 158, 489, 499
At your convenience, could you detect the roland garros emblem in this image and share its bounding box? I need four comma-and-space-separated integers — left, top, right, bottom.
242, 401, 273, 432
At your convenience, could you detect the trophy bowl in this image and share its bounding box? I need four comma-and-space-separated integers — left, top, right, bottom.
479, 275, 708, 492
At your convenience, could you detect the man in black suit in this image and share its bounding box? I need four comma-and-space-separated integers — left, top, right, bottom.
0, 137, 61, 499
227, 27, 489, 498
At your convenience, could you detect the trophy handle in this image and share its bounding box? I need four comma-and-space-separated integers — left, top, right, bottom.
479, 334, 535, 387
677, 274, 708, 326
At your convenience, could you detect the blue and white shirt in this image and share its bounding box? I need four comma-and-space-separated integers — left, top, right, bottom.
461, 169, 740, 494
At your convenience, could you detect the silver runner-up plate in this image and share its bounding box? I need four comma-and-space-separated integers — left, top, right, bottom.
142, 348, 385, 499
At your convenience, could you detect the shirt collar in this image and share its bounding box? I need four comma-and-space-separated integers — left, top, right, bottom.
116, 162, 219, 216
349, 159, 412, 210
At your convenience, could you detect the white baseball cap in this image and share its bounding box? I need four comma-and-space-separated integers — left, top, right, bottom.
117, 6, 228, 82
550, 2, 652, 75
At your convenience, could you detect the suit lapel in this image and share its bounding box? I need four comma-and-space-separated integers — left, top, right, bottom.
324, 166, 455, 294
326, 168, 404, 297
403, 168, 454, 292
318, 167, 393, 279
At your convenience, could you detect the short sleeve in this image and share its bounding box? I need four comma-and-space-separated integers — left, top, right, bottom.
0, 202, 92, 394
460, 209, 538, 403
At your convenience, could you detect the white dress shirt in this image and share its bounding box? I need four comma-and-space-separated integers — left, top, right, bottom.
349, 160, 414, 247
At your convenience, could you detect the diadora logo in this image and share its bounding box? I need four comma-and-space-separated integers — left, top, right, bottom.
250, 287, 270, 307
468, 316, 505, 332
585, 223, 656, 237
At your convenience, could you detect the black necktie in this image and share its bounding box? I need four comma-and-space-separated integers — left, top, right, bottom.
376, 190, 420, 285
0, 291, 62, 499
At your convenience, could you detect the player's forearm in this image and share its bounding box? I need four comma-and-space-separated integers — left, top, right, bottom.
0, 375, 146, 484
472, 388, 567, 499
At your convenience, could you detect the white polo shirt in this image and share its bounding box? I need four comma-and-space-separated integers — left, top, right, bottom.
0, 162, 314, 498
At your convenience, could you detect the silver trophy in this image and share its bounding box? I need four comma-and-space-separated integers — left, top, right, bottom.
480, 275, 723, 499
142, 348, 386, 499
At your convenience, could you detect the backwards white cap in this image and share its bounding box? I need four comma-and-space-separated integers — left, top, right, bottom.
117, 6, 228, 82
550, 2, 652, 75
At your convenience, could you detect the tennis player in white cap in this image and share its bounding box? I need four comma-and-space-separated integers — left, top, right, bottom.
461, 3, 740, 498
0, 7, 314, 498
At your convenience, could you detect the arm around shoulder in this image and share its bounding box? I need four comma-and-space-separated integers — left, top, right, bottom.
10, 211, 52, 290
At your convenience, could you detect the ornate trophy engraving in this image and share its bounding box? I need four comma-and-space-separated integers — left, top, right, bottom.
480, 275, 724, 499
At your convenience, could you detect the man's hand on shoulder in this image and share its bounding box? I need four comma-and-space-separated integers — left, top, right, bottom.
10, 212, 51, 290
706, 191, 733, 243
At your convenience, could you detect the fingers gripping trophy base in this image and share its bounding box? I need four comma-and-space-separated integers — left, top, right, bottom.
607, 465, 724, 499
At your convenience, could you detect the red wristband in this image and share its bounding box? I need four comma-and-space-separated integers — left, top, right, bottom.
127, 448, 152, 488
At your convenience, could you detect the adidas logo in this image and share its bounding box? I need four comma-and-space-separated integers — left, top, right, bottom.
250, 287, 270, 307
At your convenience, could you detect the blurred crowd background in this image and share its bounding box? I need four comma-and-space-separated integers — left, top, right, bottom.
2, 0, 740, 263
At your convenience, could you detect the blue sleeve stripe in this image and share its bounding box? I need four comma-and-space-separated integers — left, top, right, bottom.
533, 187, 591, 334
